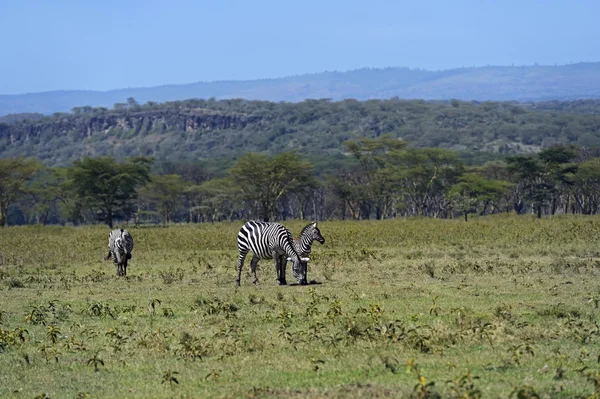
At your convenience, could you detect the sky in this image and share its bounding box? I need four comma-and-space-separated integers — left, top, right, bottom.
1, 0, 599, 94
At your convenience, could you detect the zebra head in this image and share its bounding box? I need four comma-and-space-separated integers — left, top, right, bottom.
287, 255, 309, 285
310, 222, 325, 245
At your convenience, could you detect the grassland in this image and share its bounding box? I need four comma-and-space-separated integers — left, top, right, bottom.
1, 215, 600, 398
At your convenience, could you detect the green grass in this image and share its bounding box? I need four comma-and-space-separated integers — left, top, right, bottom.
1, 214, 600, 398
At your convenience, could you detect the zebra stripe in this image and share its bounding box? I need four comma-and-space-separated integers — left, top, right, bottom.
294, 222, 325, 257
106, 228, 134, 277
236, 221, 308, 286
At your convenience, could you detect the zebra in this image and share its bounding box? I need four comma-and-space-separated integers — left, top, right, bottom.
293, 222, 325, 257
105, 228, 134, 277
236, 221, 309, 287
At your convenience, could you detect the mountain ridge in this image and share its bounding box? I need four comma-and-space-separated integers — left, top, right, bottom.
2, 63, 600, 116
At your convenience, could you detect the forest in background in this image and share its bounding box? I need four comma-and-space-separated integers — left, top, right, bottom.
3, 97, 600, 168
2, 136, 600, 227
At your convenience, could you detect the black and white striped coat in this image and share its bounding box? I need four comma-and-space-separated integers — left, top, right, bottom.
236, 221, 308, 286
293, 222, 325, 258
105, 228, 134, 276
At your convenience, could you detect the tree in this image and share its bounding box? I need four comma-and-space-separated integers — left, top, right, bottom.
344, 135, 408, 219
23, 168, 65, 225
229, 152, 313, 222
0, 158, 42, 227
399, 148, 463, 217
68, 157, 152, 227
194, 178, 241, 222
140, 174, 188, 224
450, 173, 511, 221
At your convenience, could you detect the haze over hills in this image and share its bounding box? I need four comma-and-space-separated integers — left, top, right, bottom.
2, 63, 600, 116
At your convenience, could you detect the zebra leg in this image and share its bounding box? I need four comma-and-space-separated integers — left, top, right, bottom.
250, 255, 260, 284
236, 249, 249, 287
123, 257, 128, 277
113, 257, 120, 276
105, 251, 112, 261
278, 255, 287, 285
274, 257, 280, 284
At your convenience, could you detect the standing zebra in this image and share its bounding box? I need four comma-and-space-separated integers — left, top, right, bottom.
236, 221, 309, 286
280, 222, 325, 283
105, 228, 134, 277
293, 222, 325, 257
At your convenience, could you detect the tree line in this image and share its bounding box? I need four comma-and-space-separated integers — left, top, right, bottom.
3, 137, 600, 227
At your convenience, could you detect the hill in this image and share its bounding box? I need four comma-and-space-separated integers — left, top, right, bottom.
2, 63, 600, 116
2, 98, 600, 166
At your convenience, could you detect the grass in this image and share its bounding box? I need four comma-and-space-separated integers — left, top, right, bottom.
1, 214, 600, 398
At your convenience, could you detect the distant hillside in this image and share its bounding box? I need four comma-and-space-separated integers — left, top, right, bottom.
2, 98, 600, 166
2, 63, 600, 116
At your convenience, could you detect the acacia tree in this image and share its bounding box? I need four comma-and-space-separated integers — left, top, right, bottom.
344, 135, 408, 219
69, 157, 152, 227
450, 172, 511, 221
23, 168, 66, 225
229, 152, 313, 222
0, 158, 42, 227
140, 174, 188, 224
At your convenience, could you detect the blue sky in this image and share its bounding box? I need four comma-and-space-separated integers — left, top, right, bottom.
1, 0, 598, 94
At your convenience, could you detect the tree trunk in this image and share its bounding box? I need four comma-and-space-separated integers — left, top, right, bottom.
464, 211, 468, 222
537, 205, 542, 219
41, 210, 49, 226
106, 209, 113, 228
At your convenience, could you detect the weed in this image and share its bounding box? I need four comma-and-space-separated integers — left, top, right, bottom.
161, 370, 179, 387
509, 384, 540, 399
446, 370, 481, 399
87, 351, 105, 372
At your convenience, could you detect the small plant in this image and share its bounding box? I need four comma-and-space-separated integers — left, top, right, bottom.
326, 300, 343, 322
46, 324, 61, 344
588, 292, 600, 309
177, 333, 208, 361
422, 262, 435, 279
507, 343, 535, 366
39, 344, 61, 363
25, 304, 49, 325
310, 357, 325, 373
148, 298, 162, 328
278, 308, 294, 343
162, 307, 175, 318
205, 369, 221, 381
381, 355, 400, 373
161, 370, 179, 387
509, 384, 540, 399
87, 351, 105, 372
7, 277, 24, 289
406, 359, 441, 399
429, 296, 441, 316
446, 370, 481, 399
87, 302, 117, 318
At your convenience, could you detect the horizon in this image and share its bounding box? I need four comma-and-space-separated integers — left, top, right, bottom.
1, 61, 598, 97
1, 0, 599, 95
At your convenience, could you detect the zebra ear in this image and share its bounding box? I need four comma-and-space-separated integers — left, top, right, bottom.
312, 222, 317, 228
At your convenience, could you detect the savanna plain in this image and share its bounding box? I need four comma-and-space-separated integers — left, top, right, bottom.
1, 215, 600, 398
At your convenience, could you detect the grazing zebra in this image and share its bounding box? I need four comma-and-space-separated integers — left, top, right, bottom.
293, 222, 325, 257
105, 228, 134, 277
236, 221, 309, 287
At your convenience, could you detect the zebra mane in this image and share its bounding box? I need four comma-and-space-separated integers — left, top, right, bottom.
298, 222, 316, 239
